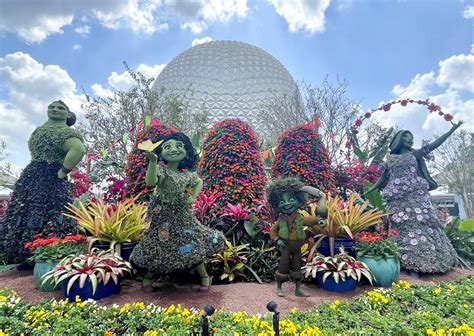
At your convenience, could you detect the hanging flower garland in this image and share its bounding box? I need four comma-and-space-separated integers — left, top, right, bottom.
345, 98, 456, 157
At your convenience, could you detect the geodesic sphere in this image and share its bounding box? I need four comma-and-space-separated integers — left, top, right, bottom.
152, 40, 299, 132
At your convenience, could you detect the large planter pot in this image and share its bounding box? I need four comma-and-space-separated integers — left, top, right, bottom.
93, 242, 137, 261
357, 254, 400, 287
62, 277, 120, 301
34, 261, 60, 292
316, 273, 357, 292
318, 237, 356, 257
120, 242, 137, 261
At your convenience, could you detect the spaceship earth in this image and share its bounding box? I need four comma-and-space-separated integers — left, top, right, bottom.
152, 40, 300, 133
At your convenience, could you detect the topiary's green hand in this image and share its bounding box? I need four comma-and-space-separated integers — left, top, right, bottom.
59, 137, 86, 179
276, 239, 286, 249
187, 197, 196, 206
57, 170, 67, 179
145, 152, 159, 187
145, 151, 158, 162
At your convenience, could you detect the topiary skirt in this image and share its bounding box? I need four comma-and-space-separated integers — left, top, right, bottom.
2, 161, 77, 263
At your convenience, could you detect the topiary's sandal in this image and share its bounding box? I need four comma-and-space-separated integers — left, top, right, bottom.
197, 275, 213, 293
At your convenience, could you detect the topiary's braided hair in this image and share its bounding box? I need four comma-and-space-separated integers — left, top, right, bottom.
266, 177, 307, 213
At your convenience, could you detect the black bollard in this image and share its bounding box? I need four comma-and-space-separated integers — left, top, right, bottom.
266, 301, 280, 336
201, 305, 215, 336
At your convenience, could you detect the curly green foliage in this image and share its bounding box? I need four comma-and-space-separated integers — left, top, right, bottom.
125, 121, 175, 202
266, 177, 306, 212
271, 124, 335, 193
28, 125, 83, 163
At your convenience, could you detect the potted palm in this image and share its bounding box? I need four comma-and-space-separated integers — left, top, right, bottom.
24, 234, 86, 291
302, 247, 373, 292
41, 248, 133, 301
355, 227, 400, 287
306, 193, 385, 257
64, 196, 148, 260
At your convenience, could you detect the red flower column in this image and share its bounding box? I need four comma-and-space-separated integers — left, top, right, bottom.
199, 118, 267, 209
271, 124, 335, 193
125, 121, 175, 202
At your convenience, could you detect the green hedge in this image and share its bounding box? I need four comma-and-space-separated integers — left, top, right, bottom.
0, 277, 473, 335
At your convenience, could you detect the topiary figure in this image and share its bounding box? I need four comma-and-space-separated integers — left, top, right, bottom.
199, 118, 267, 209
125, 121, 175, 202
271, 123, 335, 193
2, 101, 86, 265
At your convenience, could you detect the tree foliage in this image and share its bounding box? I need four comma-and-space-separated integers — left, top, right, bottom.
78, 62, 208, 180
257, 76, 360, 165
430, 130, 474, 218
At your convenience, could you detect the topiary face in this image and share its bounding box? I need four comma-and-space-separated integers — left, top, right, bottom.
47, 101, 69, 122
267, 177, 307, 214
160, 139, 186, 163
277, 192, 300, 215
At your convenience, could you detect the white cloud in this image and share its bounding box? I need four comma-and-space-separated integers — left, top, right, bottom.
72, 44, 82, 51
92, 63, 166, 97
0, 52, 85, 167
107, 71, 136, 91
192, 36, 213, 47
0, 0, 248, 42
371, 53, 474, 144
166, 0, 248, 34
136, 64, 166, 79
436, 54, 474, 92
463, 5, 474, 18
91, 84, 114, 99
74, 25, 91, 35
269, 0, 331, 34
422, 89, 474, 134
0, 0, 164, 43
181, 21, 207, 34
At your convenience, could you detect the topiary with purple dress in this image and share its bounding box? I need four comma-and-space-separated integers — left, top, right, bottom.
366, 121, 463, 274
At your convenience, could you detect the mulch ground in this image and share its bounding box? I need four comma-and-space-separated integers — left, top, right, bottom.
0, 267, 472, 315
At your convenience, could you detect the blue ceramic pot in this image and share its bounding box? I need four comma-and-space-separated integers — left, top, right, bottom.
120, 242, 137, 261
34, 261, 60, 292
62, 277, 120, 301
357, 254, 400, 287
93, 242, 137, 261
318, 237, 356, 257
316, 273, 357, 292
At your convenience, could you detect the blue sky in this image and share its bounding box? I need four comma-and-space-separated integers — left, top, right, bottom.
0, 0, 473, 170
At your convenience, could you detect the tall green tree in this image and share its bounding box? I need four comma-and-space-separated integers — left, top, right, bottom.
430, 130, 473, 218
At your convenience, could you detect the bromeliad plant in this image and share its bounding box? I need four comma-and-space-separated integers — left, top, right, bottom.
209, 240, 248, 283
302, 247, 374, 285
193, 191, 222, 227
41, 248, 133, 295
64, 196, 148, 252
355, 227, 400, 260
309, 193, 386, 256
24, 234, 86, 263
